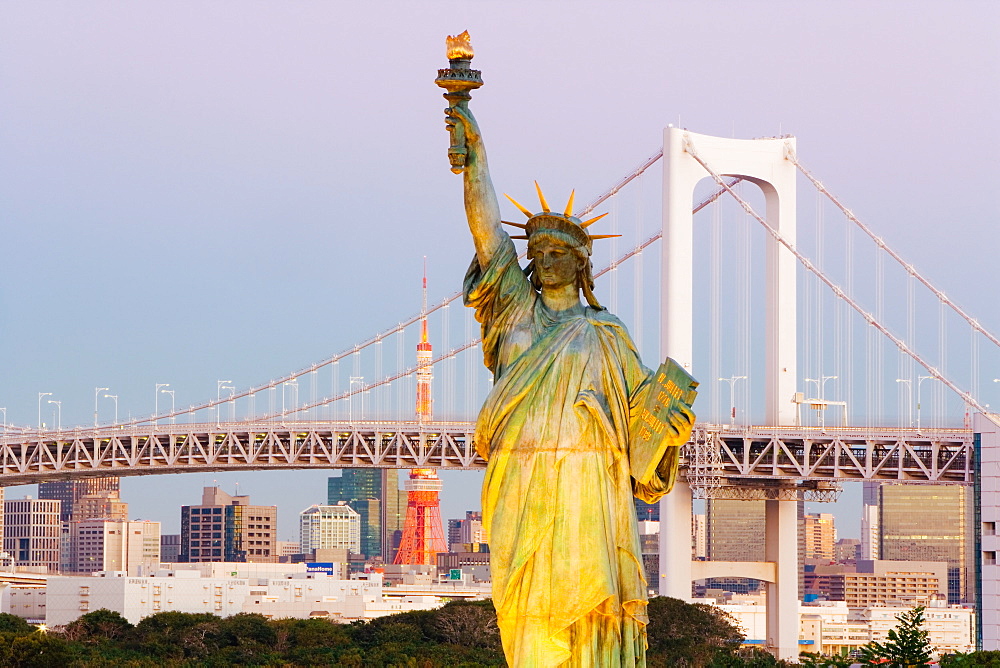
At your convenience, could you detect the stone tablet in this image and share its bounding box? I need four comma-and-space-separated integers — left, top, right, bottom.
631, 358, 699, 485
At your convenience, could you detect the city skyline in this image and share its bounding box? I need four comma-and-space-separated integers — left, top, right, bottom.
1, 3, 997, 536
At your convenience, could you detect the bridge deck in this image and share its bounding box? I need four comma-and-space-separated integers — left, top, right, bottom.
0, 421, 973, 489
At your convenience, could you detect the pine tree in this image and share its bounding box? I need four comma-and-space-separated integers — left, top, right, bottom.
857, 605, 934, 668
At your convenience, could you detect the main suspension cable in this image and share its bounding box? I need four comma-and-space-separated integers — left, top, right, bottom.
683, 133, 998, 427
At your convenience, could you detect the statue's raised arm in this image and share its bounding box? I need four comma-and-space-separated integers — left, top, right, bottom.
435, 30, 504, 269
445, 106, 505, 268
436, 32, 696, 668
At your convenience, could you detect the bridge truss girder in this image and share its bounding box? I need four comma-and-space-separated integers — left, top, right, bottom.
0, 422, 478, 486
0, 422, 973, 489
685, 424, 972, 501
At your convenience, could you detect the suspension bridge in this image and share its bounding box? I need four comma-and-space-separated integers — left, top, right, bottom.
3, 127, 999, 658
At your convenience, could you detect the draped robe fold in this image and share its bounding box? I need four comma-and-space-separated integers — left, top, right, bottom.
464, 238, 679, 667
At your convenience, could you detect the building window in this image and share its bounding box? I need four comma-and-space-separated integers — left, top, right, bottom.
985, 551, 997, 566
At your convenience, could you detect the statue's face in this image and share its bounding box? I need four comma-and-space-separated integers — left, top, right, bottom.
531, 241, 582, 290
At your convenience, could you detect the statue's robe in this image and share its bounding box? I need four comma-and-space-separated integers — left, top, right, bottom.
464, 238, 679, 667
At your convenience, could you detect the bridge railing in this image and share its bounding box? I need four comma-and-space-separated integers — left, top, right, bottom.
0, 421, 973, 491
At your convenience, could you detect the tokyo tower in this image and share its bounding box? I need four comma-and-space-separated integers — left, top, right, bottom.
394, 263, 448, 565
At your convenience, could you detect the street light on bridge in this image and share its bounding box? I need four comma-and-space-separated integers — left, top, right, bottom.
37, 392, 52, 429
104, 394, 119, 423
895, 379, 913, 427
155, 383, 170, 425
917, 375, 937, 432
804, 375, 838, 428
47, 400, 61, 431
94, 387, 109, 427
161, 388, 175, 424
217, 380, 234, 426
717, 376, 746, 426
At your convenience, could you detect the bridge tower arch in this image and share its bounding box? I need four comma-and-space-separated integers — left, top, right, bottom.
658, 127, 799, 661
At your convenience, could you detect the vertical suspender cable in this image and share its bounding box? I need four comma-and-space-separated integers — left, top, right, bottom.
375, 342, 382, 419
633, 173, 644, 356
938, 299, 947, 428
311, 368, 318, 421
610, 193, 619, 315
710, 197, 721, 422
740, 183, 751, 424
395, 330, 403, 420
971, 328, 979, 428
905, 274, 915, 426
466, 315, 474, 418
442, 304, 451, 420
876, 248, 884, 425
845, 202, 854, 426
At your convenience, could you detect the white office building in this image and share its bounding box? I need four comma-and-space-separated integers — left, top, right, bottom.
710, 598, 974, 657
299, 504, 360, 554
45, 567, 485, 626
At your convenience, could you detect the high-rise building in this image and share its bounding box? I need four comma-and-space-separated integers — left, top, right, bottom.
692, 513, 707, 559
705, 499, 805, 597
41, 478, 128, 571
39, 478, 120, 523
707, 499, 765, 561
447, 511, 484, 550
299, 504, 361, 554
804, 559, 948, 608
878, 484, 975, 603
834, 538, 861, 564
73, 495, 129, 523
328, 469, 404, 561
276, 541, 300, 558
861, 482, 880, 561
180, 487, 277, 563
71, 519, 160, 575
804, 513, 837, 561
3, 497, 61, 573
634, 498, 659, 522
160, 534, 181, 562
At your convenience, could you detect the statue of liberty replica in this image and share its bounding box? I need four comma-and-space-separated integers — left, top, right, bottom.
437, 32, 697, 667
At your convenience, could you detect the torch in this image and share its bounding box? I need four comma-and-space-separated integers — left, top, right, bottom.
435, 31, 483, 174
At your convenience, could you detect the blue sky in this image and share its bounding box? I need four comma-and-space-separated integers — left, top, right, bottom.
1, 1, 997, 539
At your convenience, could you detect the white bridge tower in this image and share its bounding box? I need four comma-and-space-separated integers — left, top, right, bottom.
658, 127, 800, 661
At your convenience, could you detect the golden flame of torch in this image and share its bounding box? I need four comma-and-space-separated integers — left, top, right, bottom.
446, 30, 474, 60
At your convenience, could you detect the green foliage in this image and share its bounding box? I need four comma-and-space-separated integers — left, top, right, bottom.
5, 632, 71, 668
0, 613, 33, 635
9, 595, 932, 667
799, 650, 854, 668
939, 650, 1000, 666
65, 608, 134, 643
431, 599, 502, 650
856, 605, 934, 668
645, 595, 745, 667
708, 647, 795, 666
130, 611, 224, 659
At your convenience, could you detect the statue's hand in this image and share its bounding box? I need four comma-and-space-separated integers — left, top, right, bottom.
665, 404, 695, 446
445, 104, 482, 145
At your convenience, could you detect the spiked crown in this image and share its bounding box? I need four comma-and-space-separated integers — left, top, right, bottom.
502, 183, 618, 255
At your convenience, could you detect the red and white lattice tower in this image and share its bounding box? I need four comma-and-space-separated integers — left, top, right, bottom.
393, 468, 448, 565
415, 260, 433, 421
394, 264, 447, 565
